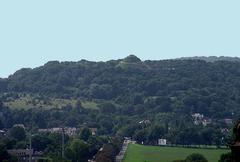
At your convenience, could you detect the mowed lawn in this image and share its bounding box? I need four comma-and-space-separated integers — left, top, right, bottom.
123, 144, 230, 162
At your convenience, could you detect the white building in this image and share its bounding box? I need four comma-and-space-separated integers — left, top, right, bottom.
38, 127, 77, 136
158, 139, 167, 146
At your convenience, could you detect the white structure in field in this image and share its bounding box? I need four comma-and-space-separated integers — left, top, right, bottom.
158, 139, 167, 146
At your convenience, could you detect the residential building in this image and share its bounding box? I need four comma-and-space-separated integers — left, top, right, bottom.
39, 127, 77, 136
7, 149, 43, 162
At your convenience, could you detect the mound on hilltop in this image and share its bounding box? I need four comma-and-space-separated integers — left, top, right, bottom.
122, 55, 142, 63
117, 55, 149, 70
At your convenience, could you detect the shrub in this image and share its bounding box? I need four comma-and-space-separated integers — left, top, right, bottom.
185, 153, 208, 162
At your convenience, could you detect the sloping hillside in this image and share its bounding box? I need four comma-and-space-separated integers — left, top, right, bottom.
0, 55, 240, 145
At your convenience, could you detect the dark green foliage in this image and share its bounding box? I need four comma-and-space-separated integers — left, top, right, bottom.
170, 152, 211, 162
4, 58, 240, 119
0, 79, 7, 92
99, 102, 116, 114
232, 119, 240, 142
8, 126, 26, 141
37, 158, 54, 162
87, 136, 108, 156
178, 56, 240, 62
32, 134, 53, 151
218, 152, 232, 162
65, 139, 90, 162
0, 143, 17, 162
75, 100, 83, 113
185, 153, 208, 162
147, 125, 165, 144
0, 118, 3, 129
80, 127, 91, 141
133, 129, 147, 143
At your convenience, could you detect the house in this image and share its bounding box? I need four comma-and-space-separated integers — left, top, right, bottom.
139, 120, 151, 125
158, 139, 167, 146
192, 113, 204, 124
88, 160, 96, 162
89, 128, 97, 136
64, 127, 77, 136
7, 149, 43, 162
13, 124, 25, 129
192, 113, 204, 119
0, 129, 6, 137
221, 128, 229, 135
192, 113, 212, 126
39, 127, 77, 136
224, 118, 233, 125
202, 119, 212, 127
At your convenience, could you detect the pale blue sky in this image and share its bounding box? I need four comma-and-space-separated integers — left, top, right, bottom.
0, 0, 240, 78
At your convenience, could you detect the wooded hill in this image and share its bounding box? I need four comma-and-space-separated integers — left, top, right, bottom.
0, 55, 240, 145
1, 55, 240, 118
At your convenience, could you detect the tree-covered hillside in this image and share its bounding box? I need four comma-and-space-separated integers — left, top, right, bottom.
0, 55, 240, 145
2, 55, 240, 118
178, 56, 240, 62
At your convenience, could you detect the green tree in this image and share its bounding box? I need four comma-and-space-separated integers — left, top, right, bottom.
147, 125, 165, 144
218, 152, 232, 162
133, 129, 147, 143
0, 119, 3, 129
32, 134, 52, 151
99, 102, 116, 114
80, 127, 91, 141
75, 100, 83, 113
185, 153, 208, 162
0, 100, 3, 108
9, 126, 26, 141
65, 139, 89, 162
0, 143, 17, 162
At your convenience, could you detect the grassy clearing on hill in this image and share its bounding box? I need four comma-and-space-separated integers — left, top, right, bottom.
123, 144, 229, 162
4, 96, 98, 110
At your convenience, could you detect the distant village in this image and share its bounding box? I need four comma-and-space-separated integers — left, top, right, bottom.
0, 124, 98, 162
0, 113, 233, 162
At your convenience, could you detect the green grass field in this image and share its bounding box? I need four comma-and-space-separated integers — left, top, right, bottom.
123, 144, 229, 162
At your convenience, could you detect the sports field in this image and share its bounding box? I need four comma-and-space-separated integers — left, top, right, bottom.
123, 144, 230, 162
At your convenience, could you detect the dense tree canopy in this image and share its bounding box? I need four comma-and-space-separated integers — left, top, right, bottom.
1, 56, 240, 146
8, 126, 26, 141
3, 56, 240, 119
185, 153, 208, 162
